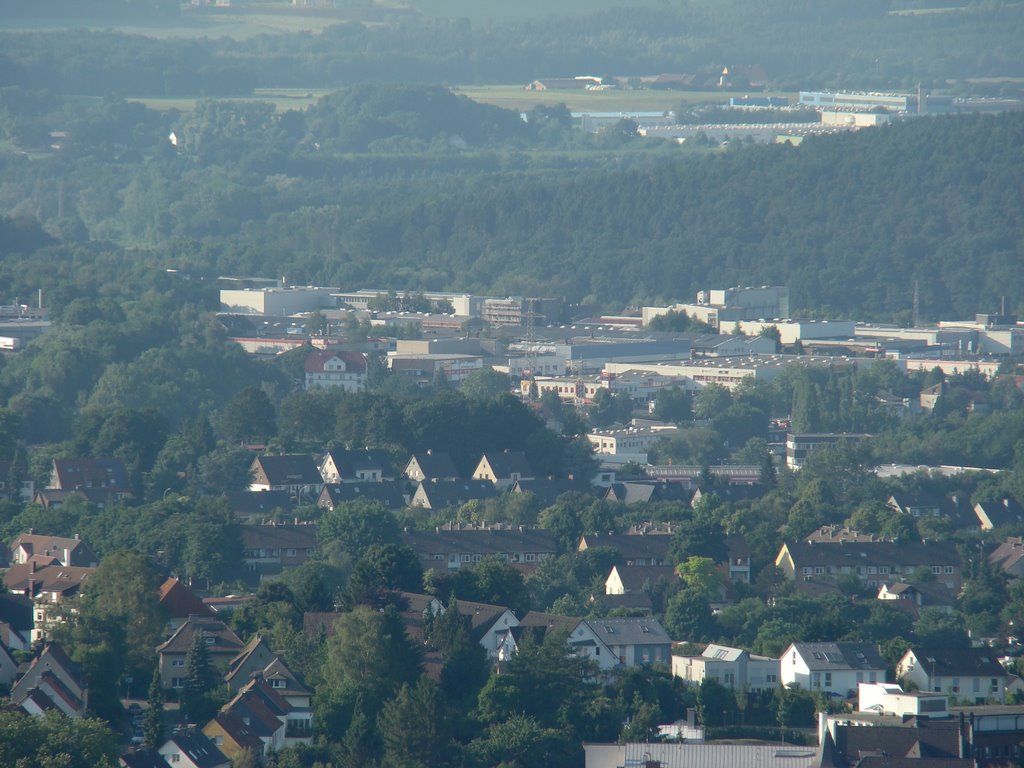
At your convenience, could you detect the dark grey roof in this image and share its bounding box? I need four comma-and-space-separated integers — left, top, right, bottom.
792, 642, 886, 671
579, 617, 670, 646
317, 480, 407, 510
478, 451, 534, 480
322, 449, 396, 480
907, 647, 1006, 678
412, 479, 498, 509
605, 481, 690, 505
833, 719, 964, 763
240, 522, 317, 550
251, 454, 322, 485
163, 729, 229, 768
405, 451, 460, 480
51, 458, 130, 492
782, 539, 962, 570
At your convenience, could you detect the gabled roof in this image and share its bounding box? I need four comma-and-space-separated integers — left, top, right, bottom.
411, 479, 497, 509
404, 451, 460, 481
577, 617, 671, 647
9, 532, 97, 567
262, 656, 312, 696
608, 565, 678, 592
31, 488, 111, 509
789, 642, 886, 672
3, 560, 94, 598
904, 646, 1007, 678
832, 720, 964, 764
226, 635, 274, 680
476, 450, 534, 480
320, 448, 395, 480
156, 617, 243, 656
250, 455, 322, 486
316, 480, 407, 510
205, 712, 265, 753
974, 497, 1024, 529
304, 348, 367, 374
691, 484, 765, 507
778, 539, 962, 570
11, 642, 85, 705
518, 611, 581, 635
161, 729, 229, 768
989, 535, 1024, 574
159, 578, 214, 620
605, 481, 690, 505
50, 458, 130, 492
0, 592, 33, 630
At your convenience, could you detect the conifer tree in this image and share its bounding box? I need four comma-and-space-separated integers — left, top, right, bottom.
143, 667, 165, 748
181, 629, 217, 724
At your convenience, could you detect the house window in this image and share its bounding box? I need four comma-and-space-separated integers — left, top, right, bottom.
205, 636, 215, 644
814, 566, 824, 575
172, 659, 185, 668
525, 553, 535, 562
767, 674, 777, 683
170, 756, 180, 764
824, 673, 832, 687
944, 566, 954, 574
879, 566, 889, 574
287, 548, 296, 557
171, 677, 183, 689
271, 679, 286, 689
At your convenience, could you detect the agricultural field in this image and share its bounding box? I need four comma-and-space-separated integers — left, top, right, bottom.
395, 0, 659, 22
130, 89, 333, 113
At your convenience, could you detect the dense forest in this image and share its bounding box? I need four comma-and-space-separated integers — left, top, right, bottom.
1, 1, 1023, 96
1, 84, 1022, 319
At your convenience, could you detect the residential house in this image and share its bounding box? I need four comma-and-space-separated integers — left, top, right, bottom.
0, 638, 20, 689
974, 497, 1024, 530
48, 458, 131, 500
603, 481, 691, 505
857, 681, 950, 718
221, 676, 291, 750
672, 644, 780, 692
586, 425, 677, 463
3, 557, 95, 642
605, 565, 677, 597
31, 488, 112, 510
472, 450, 535, 490
158, 577, 215, 633
248, 455, 324, 499
319, 448, 396, 484
157, 728, 230, 768
497, 612, 581, 662
876, 580, 956, 620
222, 490, 294, 524
888, 491, 978, 530
578, 532, 673, 567
10, 642, 87, 718
989, 536, 1024, 579
399, 592, 520, 659
401, 525, 556, 571
403, 450, 460, 482
775, 537, 963, 591
202, 713, 266, 763
304, 348, 367, 392
820, 718, 971, 768
240, 522, 318, 582
780, 641, 887, 697
897, 647, 1009, 704
9, 532, 97, 567
224, 635, 315, 733
316, 480, 408, 511
0, 591, 33, 651
408, 479, 498, 511
569, 617, 671, 669
156, 617, 244, 690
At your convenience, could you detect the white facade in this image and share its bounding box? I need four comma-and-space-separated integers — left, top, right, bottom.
220, 287, 337, 316
781, 643, 884, 697
857, 682, 948, 717
672, 644, 780, 692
